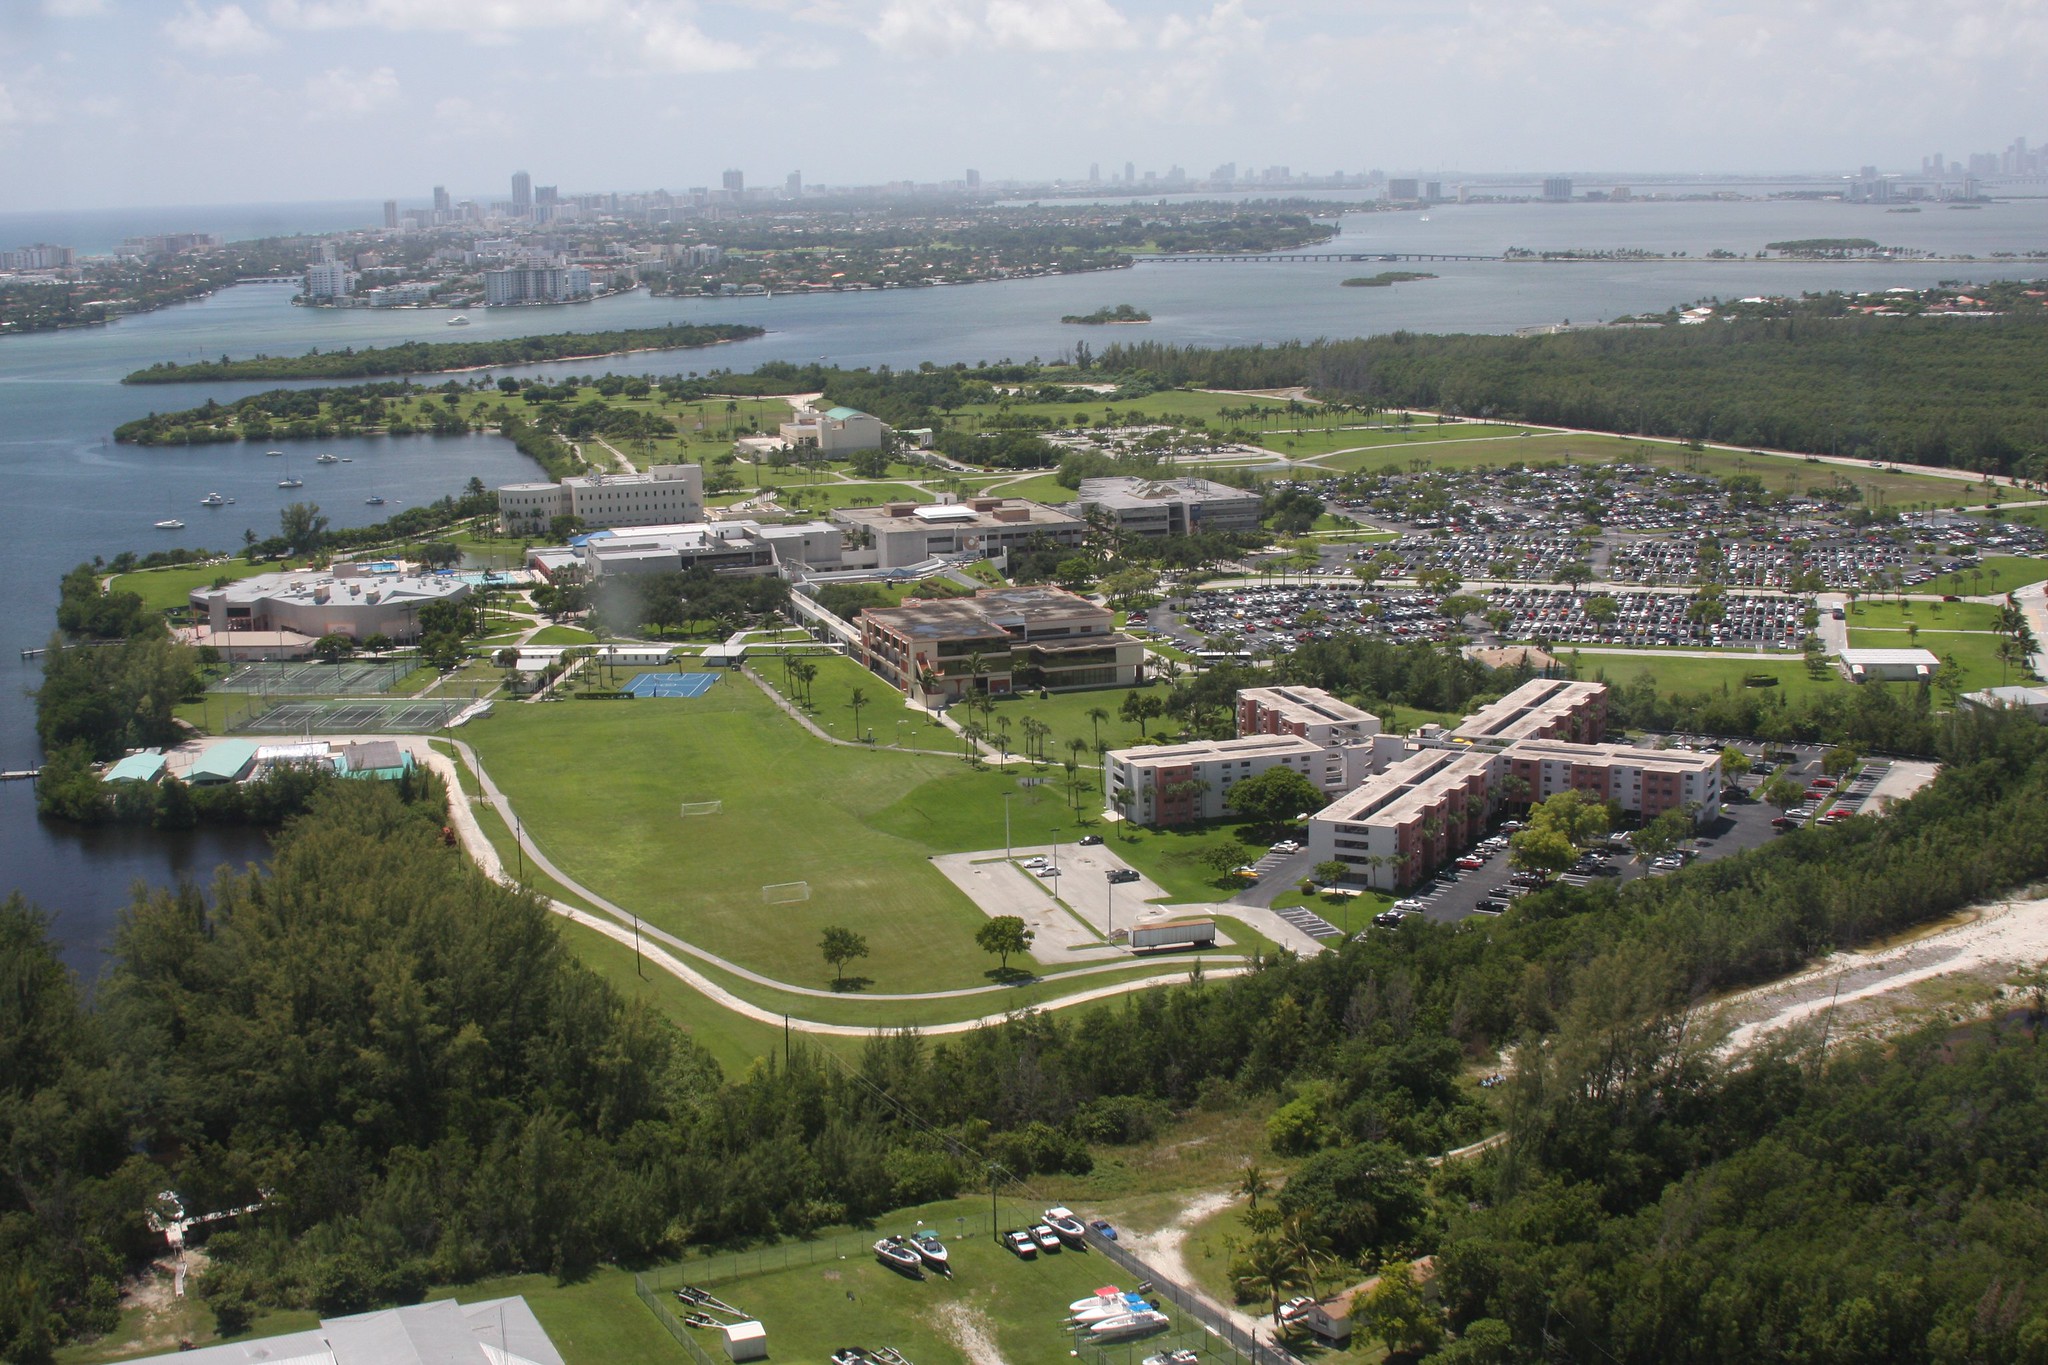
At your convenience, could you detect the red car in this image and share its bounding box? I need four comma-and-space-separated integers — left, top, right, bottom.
1457, 856, 1486, 869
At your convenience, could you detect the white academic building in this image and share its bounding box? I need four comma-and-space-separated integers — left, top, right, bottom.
779, 405, 888, 453
497, 465, 704, 534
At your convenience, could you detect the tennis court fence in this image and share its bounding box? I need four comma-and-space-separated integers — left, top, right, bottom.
227, 698, 469, 734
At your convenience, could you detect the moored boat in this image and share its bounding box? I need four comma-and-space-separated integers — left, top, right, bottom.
1044, 1206, 1087, 1243
1089, 1310, 1170, 1342
154, 518, 185, 530
910, 1229, 949, 1272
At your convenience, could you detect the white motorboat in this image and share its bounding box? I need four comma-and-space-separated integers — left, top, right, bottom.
909, 1229, 949, 1272
872, 1237, 923, 1276
1143, 1352, 1201, 1365
199, 493, 226, 507
1070, 1294, 1150, 1326
1089, 1310, 1170, 1342
366, 496, 386, 506
264, 449, 284, 457
1044, 1207, 1087, 1243
315, 452, 338, 464
1069, 1288, 1124, 1313
278, 477, 303, 489
447, 315, 470, 325
154, 519, 185, 530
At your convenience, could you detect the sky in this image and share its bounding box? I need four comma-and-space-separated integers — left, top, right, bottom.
2, 0, 2045, 210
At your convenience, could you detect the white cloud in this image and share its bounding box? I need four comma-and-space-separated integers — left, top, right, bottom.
629, 7, 757, 71
163, 3, 276, 56
868, 0, 1136, 54
268, 0, 619, 31
302, 63, 399, 117
985, 0, 1134, 51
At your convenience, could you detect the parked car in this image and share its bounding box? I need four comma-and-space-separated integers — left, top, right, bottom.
1078, 834, 1104, 846
1373, 911, 1405, 928
1107, 868, 1141, 884
1270, 840, 1303, 855
1089, 1219, 1118, 1240
1231, 865, 1260, 880
1005, 1229, 1037, 1259
1457, 855, 1486, 870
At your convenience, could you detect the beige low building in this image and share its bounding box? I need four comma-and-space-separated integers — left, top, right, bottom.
1450, 676, 1608, 745
780, 404, 888, 453
834, 497, 1086, 570
190, 570, 469, 642
497, 464, 704, 535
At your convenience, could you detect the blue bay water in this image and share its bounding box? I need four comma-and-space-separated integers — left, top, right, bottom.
5, 195, 2047, 970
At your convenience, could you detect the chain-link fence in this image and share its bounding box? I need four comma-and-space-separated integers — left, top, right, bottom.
1082, 1229, 1295, 1365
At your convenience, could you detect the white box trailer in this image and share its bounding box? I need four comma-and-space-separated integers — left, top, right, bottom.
1129, 919, 1217, 951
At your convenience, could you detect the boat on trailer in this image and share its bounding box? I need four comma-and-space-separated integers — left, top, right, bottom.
873, 1236, 923, 1276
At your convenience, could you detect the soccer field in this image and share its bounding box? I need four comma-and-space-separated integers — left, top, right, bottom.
464, 679, 1007, 991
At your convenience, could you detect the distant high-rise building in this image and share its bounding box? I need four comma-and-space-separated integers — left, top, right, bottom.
966, 168, 980, 190
1089, 162, 1101, 182
1125, 160, 1135, 184
536, 185, 557, 207
511, 171, 532, 216
1859, 165, 1879, 180
303, 259, 354, 299
1424, 181, 1442, 201
382, 200, 399, 230
786, 170, 802, 196
432, 185, 450, 215
1386, 178, 1419, 201
722, 169, 744, 194
1542, 177, 1573, 202
1211, 162, 1236, 183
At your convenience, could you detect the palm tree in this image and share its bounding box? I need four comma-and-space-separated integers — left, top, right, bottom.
1233, 1234, 1312, 1326
847, 686, 868, 740
1086, 706, 1110, 751
1236, 1163, 1272, 1214
994, 714, 1013, 765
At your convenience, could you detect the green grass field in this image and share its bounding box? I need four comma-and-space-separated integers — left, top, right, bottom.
464, 679, 1004, 992
1923, 555, 2048, 596
654, 1198, 1209, 1365
756, 653, 957, 749
528, 624, 597, 645
111, 558, 269, 612
1305, 430, 1969, 505
1846, 600, 2003, 632
1580, 653, 1849, 706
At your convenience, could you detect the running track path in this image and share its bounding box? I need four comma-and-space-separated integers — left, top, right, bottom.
411, 738, 1250, 1036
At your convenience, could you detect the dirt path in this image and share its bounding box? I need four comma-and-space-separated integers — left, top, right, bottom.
930, 1302, 1006, 1365
1718, 892, 2048, 1052
1118, 1189, 1273, 1342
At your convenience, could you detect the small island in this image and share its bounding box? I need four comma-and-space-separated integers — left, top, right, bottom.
122, 323, 765, 384
1342, 271, 1439, 287
1061, 304, 1152, 325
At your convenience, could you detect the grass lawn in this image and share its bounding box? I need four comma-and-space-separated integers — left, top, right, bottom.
463, 678, 1006, 992
657, 1204, 1210, 1365
974, 682, 1167, 763
1308, 430, 1969, 504
529, 624, 596, 645
756, 653, 956, 748
1924, 555, 2048, 596
1845, 600, 2003, 632
1257, 421, 1527, 457
978, 471, 1075, 504
767, 480, 936, 512
111, 557, 269, 613
1580, 653, 1848, 706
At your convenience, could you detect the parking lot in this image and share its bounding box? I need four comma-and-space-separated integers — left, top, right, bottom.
1371, 738, 1884, 928
1149, 584, 1451, 654
1484, 587, 1809, 650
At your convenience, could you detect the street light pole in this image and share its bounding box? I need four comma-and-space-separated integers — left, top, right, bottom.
1106, 871, 1115, 937
1003, 792, 1013, 862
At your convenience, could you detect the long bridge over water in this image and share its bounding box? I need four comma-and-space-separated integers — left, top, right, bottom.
1138, 251, 1500, 264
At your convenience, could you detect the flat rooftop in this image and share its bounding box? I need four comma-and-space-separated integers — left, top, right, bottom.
1506, 737, 1722, 773
194, 571, 468, 609
1239, 685, 1380, 730
1316, 747, 1495, 828
1108, 733, 1326, 766
1451, 678, 1606, 744
834, 499, 1079, 531
1840, 648, 1943, 666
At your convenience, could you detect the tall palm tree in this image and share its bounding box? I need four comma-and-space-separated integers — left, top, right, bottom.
1233, 1234, 1312, 1326
847, 686, 868, 739
1236, 1163, 1272, 1213
1086, 706, 1110, 751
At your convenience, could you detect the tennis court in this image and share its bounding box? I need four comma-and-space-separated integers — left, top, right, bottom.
230, 698, 468, 734
215, 659, 411, 696
623, 671, 722, 699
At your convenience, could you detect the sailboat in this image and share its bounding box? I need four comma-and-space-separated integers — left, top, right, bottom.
278, 452, 303, 489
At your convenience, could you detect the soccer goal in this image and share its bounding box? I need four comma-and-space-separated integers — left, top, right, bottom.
679, 800, 723, 817
761, 881, 811, 904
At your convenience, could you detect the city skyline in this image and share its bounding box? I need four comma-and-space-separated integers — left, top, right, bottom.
4, 0, 2048, 210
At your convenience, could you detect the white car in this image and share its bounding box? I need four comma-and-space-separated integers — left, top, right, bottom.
1270, 840, 1302, 854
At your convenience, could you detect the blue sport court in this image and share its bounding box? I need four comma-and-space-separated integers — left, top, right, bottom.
623, 671, 721, 699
